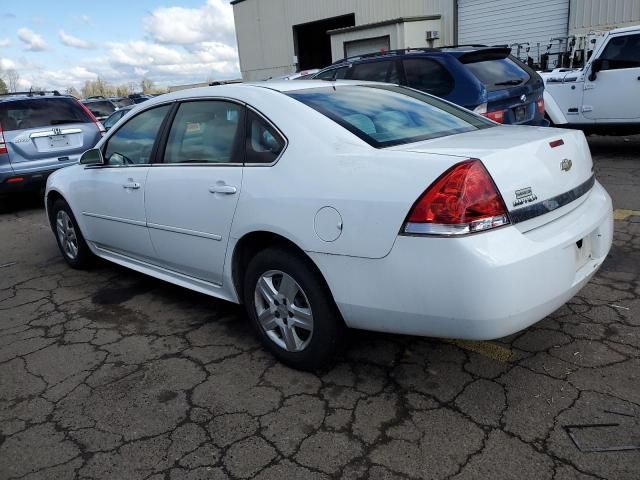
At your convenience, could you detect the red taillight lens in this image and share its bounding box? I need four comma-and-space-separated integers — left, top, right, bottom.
403, 159, 510, 235
483, 110, 506, 123
0, 123, 7, 155
6, 177, 24, 184
536, 98, 545, 114
78, 100, 106, 136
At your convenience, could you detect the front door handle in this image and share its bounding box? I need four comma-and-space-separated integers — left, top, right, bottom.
209, 184, 237, 195
123, 182, 141, 190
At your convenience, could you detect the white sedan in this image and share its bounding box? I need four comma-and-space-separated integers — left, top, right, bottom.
45, 81, 613, 370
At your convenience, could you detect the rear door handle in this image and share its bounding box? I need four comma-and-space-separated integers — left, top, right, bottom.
209, 184, 237, 195
122, 182, 141, 190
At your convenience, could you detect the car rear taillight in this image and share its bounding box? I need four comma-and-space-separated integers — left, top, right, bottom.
0, 123, 7, 155
403, 159, 510, 236
483, 110, 506, 123
536, 97, 545, 115
78, 101, 106, 136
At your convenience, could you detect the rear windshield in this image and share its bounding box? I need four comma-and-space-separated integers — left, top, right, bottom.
83, 101, 115, 117
463, 56, 531, 91
287, 85, 493, 148
0, 97, 92, 131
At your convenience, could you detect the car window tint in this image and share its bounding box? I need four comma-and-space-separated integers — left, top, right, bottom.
350, 60, 398, 83
0, 98, 91, 131
84, 101, 115, 117
463, 56, 530, 91
164, 101, 242, 164
315, 68, 340, 80
600, 34, 640, 69
334, 67, 349, 79
245, 111, 285, 164
103, 105, 170, 166
403, 58, 455, 96
287, 85, 493, 148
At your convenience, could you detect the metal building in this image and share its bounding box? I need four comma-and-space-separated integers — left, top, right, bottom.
231, 0, 640, 80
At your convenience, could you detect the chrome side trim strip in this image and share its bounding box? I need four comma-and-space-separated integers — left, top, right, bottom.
82, 212, 146, 227
147, 222, 222, 241
510, 175, 596, 224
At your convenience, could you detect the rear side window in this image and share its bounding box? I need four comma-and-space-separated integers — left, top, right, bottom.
350, 60, 399, 83
463, 56, 530, 91
403, 58, 455, 97
164, 101, 243, 164
287, 85, 493, 148
600, 34, 640, 70
103, 105, 170, 166
245, 111, 285, 164
0, 97, 91, 131
84, 101, 115, 117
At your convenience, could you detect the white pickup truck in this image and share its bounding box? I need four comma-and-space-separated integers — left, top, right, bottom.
540, 25, 640, 134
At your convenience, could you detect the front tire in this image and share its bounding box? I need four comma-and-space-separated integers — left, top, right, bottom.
243, 247, 346, 370
50, 199, 93, 269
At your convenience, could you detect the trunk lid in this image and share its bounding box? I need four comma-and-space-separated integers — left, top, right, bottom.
389, 125, 594, 230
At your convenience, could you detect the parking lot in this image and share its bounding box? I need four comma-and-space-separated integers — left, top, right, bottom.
0, 135, 638, 479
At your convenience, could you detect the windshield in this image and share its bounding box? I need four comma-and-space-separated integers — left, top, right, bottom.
0, 97, 92, 131
287, 85, 493, 148
464, 57, 531, 91
83, 101, 115, 117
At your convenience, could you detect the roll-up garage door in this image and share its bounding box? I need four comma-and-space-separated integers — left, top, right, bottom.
458, 0, 569, 53
344, 36, 391, 59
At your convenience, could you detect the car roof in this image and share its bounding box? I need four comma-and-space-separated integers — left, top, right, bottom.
0, 92, 71, 103
327, 45, 507, 67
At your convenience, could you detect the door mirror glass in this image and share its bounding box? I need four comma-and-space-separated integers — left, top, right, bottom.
80, 148, 104, 165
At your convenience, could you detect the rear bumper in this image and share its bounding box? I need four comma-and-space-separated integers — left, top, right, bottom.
309, 181, 613, 340
0, 167, 60, 193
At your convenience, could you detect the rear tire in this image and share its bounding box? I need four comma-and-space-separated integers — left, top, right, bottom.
243, 247, 346, 370
50, 198, 93, 269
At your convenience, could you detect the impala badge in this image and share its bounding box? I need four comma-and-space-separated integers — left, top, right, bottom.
513, 187, 538, 207
560, 158, 572, 172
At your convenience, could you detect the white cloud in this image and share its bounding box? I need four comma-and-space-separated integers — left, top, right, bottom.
0, 39, 10, 48
144, 0, 236, 46
80, 15, 91, 24
59, 30, 94, 49
17, 28, 47, 51
0, 58, 17, 70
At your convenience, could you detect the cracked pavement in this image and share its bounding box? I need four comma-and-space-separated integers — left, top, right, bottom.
1, 135, 639, 479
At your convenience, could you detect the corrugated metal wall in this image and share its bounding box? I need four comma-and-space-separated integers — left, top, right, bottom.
232, 0, 455, 80
458, 0, 570, 49
569, 0, 640, 35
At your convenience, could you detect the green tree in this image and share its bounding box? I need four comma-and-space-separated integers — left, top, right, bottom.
0, 77, 8, 94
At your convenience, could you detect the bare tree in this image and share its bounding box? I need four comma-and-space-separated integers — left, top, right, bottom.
66, 86, 81, 98
141, 78, 154, 94
6, 70, 20, 92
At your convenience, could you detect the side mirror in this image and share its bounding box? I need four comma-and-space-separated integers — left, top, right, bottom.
80, 148, 104, 165
588, 59, 603, 81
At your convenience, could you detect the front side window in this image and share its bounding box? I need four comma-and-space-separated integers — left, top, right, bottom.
164, 101, 243, 164
287, 85, 493, 148
350, 60, 399, 83
403, 58, 455, 97
600, 34, 640, 70
245, 111, 285, 164
103, 105, 170, 166
314, 67, 345, 81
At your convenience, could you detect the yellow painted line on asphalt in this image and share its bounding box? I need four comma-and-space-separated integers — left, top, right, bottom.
613, 209, 640, 221
447, 339, 513, 363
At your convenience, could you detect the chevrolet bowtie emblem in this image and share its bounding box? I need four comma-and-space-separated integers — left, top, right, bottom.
560, 158, 573, 172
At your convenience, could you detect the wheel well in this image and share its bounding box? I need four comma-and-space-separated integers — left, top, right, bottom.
45, 191, 64, 225
231, 231, 332, 304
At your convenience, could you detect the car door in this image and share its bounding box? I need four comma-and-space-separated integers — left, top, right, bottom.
144, 100, 246, 285
75, 104, 171, 261
583, 32, 640, 121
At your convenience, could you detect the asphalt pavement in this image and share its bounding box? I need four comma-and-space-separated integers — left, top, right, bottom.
1, 135, 639, 479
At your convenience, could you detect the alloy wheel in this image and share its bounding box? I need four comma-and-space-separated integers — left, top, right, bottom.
254, 269, 314, 352
56, 210, 79, 260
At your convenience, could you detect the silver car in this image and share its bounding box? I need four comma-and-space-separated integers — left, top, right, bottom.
0, 91, 103, 195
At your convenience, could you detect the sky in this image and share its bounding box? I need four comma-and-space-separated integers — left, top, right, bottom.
0, 0, 239, 92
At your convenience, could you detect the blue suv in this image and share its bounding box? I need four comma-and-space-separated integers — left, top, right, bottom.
0, 91, 103, 196
311, 46, 547, 126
